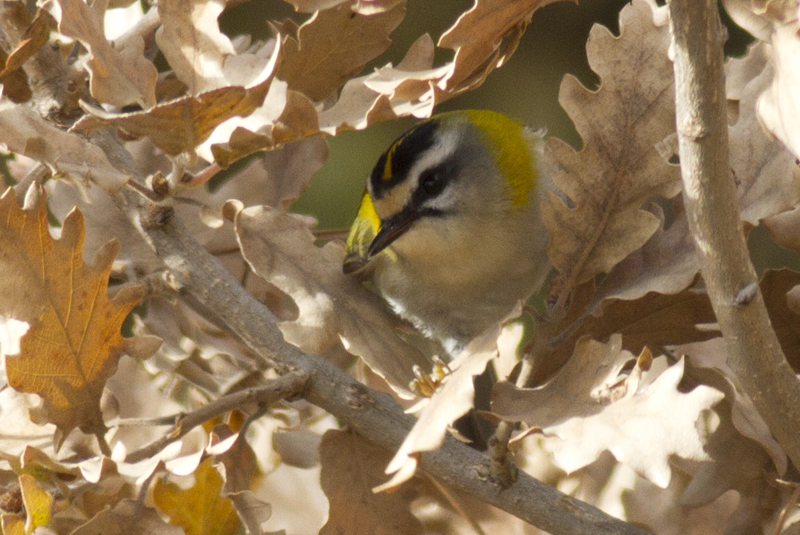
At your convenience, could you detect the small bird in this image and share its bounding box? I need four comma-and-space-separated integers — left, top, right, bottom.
343, 110, 552, 357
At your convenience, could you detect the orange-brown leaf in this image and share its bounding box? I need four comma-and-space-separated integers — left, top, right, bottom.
319, 430, 422, 535
0, 187, 144, 443
277, 3, 406, 102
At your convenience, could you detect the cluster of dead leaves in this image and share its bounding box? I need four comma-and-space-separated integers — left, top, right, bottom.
1, 0, 800, 534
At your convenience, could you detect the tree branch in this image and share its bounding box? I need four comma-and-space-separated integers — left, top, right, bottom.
669, 0, 800, 468
111, 183, 652, 535
123, 370, 308, 463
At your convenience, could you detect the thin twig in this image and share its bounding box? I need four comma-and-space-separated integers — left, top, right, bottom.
123, 371, 308, 463
669, 0, 800, 470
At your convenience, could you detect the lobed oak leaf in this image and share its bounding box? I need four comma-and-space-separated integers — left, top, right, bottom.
534, 276, 717, 386
0, 187, 146, 446
284, 0, 404, 14
0, 104, 129, 193
724, 0, 800, 161
593, 41, 798, 306
53, 0, 157, 108
319, 430, 423, 535
70, 37, 281, 158
155, 0, 236, 95
493, 335, 724, 487
233, 205, 429, 398
676, 336, 788, 476
437, 0, 568, 96
542, 0, 680, 289
726, 43, 800, 226
71, 499, 183, 535
277, 3, 406, 102
153, 458, 241, 535
376, 318, 509, 492
0, 5, 56, 103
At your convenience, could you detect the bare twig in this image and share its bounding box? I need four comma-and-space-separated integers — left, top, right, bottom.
124, 370, 308, 463
109, 180, 653, 535
669, 0, 800, 468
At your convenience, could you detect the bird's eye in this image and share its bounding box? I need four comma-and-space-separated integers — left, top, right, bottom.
420, 170, 444, 196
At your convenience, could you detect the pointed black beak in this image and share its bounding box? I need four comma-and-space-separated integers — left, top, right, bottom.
367, 207, 421, 257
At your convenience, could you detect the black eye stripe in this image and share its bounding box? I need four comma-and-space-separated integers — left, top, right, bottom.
411, 160, 457, 207
369, 119, 439, 200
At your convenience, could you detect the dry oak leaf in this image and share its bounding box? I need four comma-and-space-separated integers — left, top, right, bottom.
542, 0, 680, 289
0, 187, 146, 445
437, 0, 568, 96
70, 38, 281, 157
493, 335, 724, 487
0, 103, 129, 193
71, 499, 183, 535
234, 205, 429, 398
155, 0, 236, 95
376, 318, 510, 492
277, 2, 406, 102
284, 0, 404, 14
319, 430, 423, 535
0, 7, 57, 76
53, 0, 157, 108
153, 457, 241, 535
539, 277, 718, 386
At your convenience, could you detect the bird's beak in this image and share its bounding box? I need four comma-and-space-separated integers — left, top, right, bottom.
368, 207, 420, 257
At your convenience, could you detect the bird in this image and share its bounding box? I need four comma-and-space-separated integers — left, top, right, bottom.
343, 110, 552, 358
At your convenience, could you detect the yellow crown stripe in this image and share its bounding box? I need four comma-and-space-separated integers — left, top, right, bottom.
382, 129, 417, 180
463, 110, 536, 208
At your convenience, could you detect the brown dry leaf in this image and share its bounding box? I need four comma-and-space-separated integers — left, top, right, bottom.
0, 186, 145, 445
70, 39, 280, 157
377, 320, 507, 492
542, 0, 680, 289
277, 3, 406, 102
546, 282, 718, 380
284, 0, 403, 13
0, 6, 56, 103
760, 270, 800, 372
567, 27, 797, 306
0, 104, 129, 193
493, 335, 724, 487
727, 43, 800, 225
71, 499, 183, 535
155, 0, 236, 95
318, 33, 447, 134
764, 203, 800, 253
680, 398, 779, 533
676, 337, 787, 476
437, 0, 566, 96
153, 458, 241, 535
319, 430, 423, 535
592, 201, 700, 303
53, 0, 157, 108
233, 204, 429, 397
723, 0, 800, 160
1, 7, 57, 75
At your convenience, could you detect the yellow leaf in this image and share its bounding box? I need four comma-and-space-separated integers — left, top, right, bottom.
19, 475, 53, 533
153, 458, 241, 535
0, 187, 145, 444
1, 514, 25, 535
